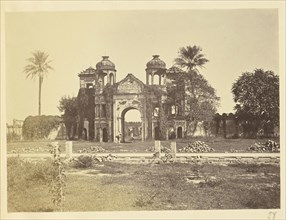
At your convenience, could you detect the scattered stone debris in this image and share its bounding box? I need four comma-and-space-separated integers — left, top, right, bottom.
248, 140, 280, 153
9, 146, 50, 154
77, 146, 106, 153
179, 141, 215, 153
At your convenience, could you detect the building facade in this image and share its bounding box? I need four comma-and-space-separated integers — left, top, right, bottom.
77, 55, 187, 142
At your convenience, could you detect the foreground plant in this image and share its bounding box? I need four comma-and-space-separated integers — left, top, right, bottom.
49, 142, 66, 211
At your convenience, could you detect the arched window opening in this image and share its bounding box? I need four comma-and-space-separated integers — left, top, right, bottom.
103, 75, 107, 86
95, 105, 100, 118
101, 104, 106, 117
153, 74, 160, 85
86, 83, 94, 89
171, 105, 176, 115
153, 107, 159, 117
168, 127, 176, 139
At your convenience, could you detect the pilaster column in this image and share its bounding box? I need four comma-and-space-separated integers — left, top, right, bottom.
141, 118, 145, 142
152, 122, 154, 139
99, 128, 103, 142
146, 73, 149, 85
166, 129, 169, 140
175, 126, 177, 139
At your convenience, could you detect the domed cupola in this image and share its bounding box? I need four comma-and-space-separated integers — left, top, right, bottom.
95, 56, 117, 87
145, 55, 167, 86
96, 56, 116, 71
146, 55, 166, 70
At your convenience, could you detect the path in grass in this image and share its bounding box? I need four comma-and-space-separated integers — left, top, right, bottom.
7, 137, 280, 154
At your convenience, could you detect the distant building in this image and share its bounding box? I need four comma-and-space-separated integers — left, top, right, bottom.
6, 119, 23, 140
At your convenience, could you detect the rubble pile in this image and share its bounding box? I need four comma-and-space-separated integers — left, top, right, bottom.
77, 146, 106, 153
248, 140, 280, 153
179, 141, 215, 153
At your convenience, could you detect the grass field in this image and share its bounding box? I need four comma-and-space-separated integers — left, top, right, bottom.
7, 137, 280, 154
7, 157, 280, 212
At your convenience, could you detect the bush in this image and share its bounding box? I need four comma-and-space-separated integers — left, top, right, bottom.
134, 192, 157, 207
199, 177, 224, 188
69, 154, 117, 168
22, 115, 62, 140
8, 157, 53, 191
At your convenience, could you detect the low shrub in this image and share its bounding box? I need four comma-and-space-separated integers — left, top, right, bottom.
199, 176, 224, 188
8, 157, 53, 191
134, 192, 157, 207
69, 154, 117, 168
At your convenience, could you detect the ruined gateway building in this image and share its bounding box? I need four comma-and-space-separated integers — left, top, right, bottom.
77, 55, 187, 142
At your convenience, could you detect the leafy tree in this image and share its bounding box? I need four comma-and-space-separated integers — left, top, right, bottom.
58, 96, 78, 140
173, 45, 219, 135
23, 51, 53, 115
77, 88, 94, 139
232, 69, 279, 137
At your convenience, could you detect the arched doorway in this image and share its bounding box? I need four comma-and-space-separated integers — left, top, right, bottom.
177, 127, 183, 139
121, 108, 142, 143
83, 128, 87, 140
102, 128, 108, 142
168, 127, 176, 139
154, 126, 160, 140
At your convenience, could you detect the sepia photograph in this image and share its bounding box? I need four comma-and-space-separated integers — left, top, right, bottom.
1, 1, 285, 219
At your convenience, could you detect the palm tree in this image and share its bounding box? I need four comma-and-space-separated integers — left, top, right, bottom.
23, 51, 53, 115
174, 45, 209, 73
174, 45, 210, 135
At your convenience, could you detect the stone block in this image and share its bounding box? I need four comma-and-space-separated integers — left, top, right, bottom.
154, 140, 161, 158
65, 141, 73, 159
170, 142, 177, 159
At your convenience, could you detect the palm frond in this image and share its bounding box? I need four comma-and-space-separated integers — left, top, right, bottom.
23, 50, 53, 79
175, 45, 209, 72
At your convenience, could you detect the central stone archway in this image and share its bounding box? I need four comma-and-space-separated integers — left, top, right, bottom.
120, 107, 142, 143
77, 56, 188, 143
113, 99, 146, 142
112, 74, 149, 142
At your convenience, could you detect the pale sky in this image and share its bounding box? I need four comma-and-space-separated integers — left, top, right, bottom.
4, 9, 279, 124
